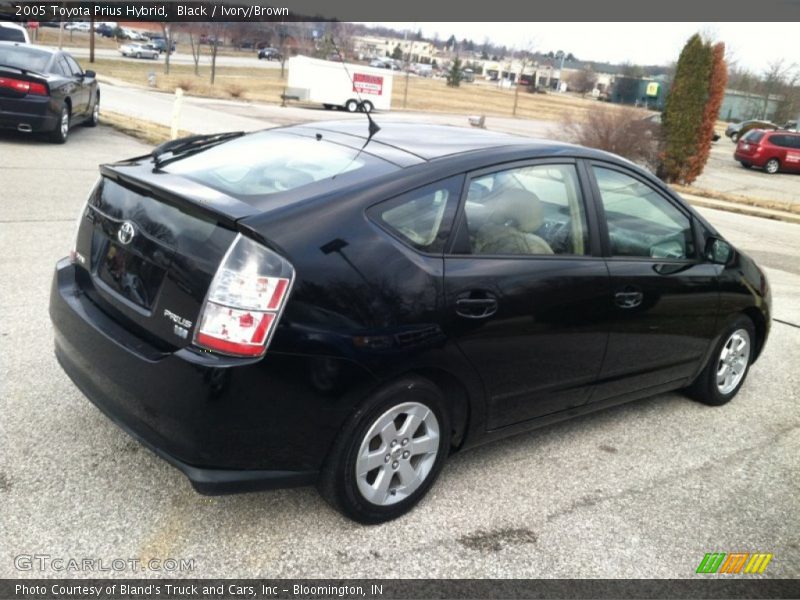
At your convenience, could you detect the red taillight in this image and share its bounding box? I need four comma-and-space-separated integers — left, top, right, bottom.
0, 77, 48, 96
194, 234, 294, 358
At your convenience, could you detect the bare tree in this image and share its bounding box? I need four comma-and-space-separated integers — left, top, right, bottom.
567, 67, 597, 95
512, 39, 536, 117
161, 24, 173, 75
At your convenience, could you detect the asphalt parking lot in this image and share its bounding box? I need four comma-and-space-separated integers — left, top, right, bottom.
0, 126, 798, 579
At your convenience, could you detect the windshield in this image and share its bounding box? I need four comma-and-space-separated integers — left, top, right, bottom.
0, 44, 51, 72
163, 130, 387, 198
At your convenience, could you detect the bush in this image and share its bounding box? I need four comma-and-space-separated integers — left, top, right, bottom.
176, 79, 195, 92
558, 106, 661, 171
226, 84, 246, 98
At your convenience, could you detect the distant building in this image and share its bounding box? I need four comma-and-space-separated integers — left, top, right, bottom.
719, 90, 781, 122
352, 36, 435, 63
609, 76, 669, 110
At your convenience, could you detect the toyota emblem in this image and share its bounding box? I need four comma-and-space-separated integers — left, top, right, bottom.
117, 221, 136, 245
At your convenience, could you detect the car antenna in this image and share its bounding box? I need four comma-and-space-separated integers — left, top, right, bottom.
330, 37, 380, 143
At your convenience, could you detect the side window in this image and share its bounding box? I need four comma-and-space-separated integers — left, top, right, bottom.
65, 55, 83, 77
369, 176, 462, 252
462, 163, 588, 256
593, 166, 694, 259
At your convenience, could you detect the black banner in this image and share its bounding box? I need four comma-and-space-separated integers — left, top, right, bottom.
2, 579, 800, 600
1, 0, 800, 22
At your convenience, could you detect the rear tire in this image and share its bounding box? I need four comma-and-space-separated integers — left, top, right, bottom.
361, 100, 374, 113
765, 158, 780, 174
345, 99, 359, 113
685, 315, 756, 406
49, 105, 70, 144
740, 162, 752, 169
318, 377, 450, 524
731, 132, 740, 143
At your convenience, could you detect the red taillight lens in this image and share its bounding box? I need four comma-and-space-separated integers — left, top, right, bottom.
194, 234, 294, 358
0, 77, 48, 96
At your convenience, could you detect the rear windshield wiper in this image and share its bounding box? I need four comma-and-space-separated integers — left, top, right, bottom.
152, 131, 245, 169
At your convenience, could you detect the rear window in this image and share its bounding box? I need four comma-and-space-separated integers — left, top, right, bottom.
0, 44, 51, 72
0, 27, 26, 43
163, 130, 391, 198
743, 130, 765, 143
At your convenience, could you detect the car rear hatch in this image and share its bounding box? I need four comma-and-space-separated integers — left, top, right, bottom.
72, 162, 260, 353
737, 131, 765, 156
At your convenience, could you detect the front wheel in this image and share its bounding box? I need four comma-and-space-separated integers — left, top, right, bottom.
85, 95, 99, 127
360, 100, 374, 113
685, 315, 755, 406
318, 377, 450, 523
765, 158, 780, 174
730, 132, 740, 143
344, 99, 359, 113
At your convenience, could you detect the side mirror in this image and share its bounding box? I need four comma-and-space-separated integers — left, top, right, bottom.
705, 237, 734, 265
83, 70, 96, 79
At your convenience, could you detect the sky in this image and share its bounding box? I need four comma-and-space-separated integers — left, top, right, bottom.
365, 23, 798, 73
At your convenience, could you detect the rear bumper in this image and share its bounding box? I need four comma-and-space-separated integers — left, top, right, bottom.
733, 150, 762, 165
0, 96, 58, 132
50, 259, 375, 494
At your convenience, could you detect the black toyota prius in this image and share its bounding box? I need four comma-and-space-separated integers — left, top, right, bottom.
49, 121, 771, 523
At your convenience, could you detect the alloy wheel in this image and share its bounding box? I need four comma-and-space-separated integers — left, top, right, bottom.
60, 110, 69, 138
355, 401, 440, 506
765, 159, 780, 174
716, 328, 750, 395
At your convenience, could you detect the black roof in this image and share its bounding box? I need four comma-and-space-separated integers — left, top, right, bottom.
289, 121, 581, 165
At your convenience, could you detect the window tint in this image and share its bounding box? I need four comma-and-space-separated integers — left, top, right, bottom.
163, 130, 393, 198
593, 167, 694, 260
370, 176, 462, 252
0, 45, 51, 72
462, 164, 588, 256
743, 130, 764, 143
0, 27, 26, 43
64, 55, 83, 76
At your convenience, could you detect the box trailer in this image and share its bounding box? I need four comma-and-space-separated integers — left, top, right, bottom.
286, 55, 393, 113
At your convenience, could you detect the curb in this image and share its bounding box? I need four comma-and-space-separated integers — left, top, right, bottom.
683, 194, 800, 225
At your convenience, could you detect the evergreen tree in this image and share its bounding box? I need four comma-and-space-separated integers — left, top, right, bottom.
659, 34, 714, 184
447, 57, 463, 88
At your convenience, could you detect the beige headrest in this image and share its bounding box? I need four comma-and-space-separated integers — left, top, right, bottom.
489, 189, 544, 233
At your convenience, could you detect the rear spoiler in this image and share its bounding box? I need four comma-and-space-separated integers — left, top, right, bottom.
99, 162, 260, 227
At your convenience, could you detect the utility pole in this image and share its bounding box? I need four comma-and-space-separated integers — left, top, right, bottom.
403, 28, 410, 109
89, 15, 95, 63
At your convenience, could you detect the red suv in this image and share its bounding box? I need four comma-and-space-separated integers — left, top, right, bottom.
734, 129, 800, 174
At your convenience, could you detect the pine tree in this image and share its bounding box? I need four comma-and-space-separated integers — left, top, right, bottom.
686, 42, 728, 183
447, 57, 463, 88
658, 34, 714, 183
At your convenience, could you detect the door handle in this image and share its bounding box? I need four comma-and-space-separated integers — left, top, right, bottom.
614, 290, 643, 309
456, 294, 498, 319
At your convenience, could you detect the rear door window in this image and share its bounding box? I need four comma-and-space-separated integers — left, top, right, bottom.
369, 176, 463, 252
0, 26, 26, 42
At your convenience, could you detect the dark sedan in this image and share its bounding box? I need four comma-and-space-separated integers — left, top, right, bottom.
50, 122, 771, 523
0, 42, 99, 143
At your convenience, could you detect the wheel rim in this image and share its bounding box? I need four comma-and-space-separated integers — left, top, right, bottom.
355, 401, 440, 506
347, 101, 357, 112
60, 110, 69, 138
716, 328, 750, 395
766, 160, 779, 174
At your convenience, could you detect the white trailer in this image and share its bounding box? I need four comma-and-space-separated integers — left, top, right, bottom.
286, 55, 393, 113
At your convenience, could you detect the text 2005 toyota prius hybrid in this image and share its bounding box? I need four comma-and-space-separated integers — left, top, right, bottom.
50, 122, 770, 523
